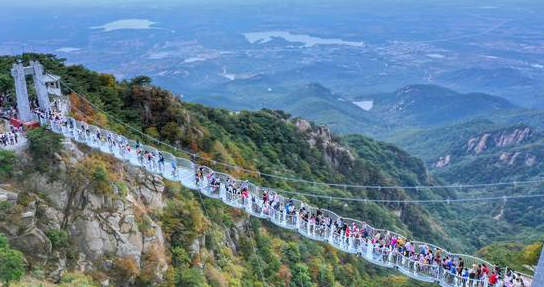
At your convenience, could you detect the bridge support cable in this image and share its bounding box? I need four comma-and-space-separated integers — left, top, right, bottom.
35, 111, 536, 287
47, 70, 544, 193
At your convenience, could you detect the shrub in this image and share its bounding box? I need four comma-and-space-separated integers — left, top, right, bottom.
204, 265, 227, 287
66, 156, 116, 197
26, 126, 62, 171
289, 263, 314, 287
171, 246, 191, 269
15, 191, 33, 207
0, 201, 11, 220
46, 229, 69, 250
0, 243, 25, 287
0, 150, 17, 180
283, 242, 301, 265
113, 257, 140, 280
59, 271, 99, 287
176, 267, 208, 287
522, 242, 543, 265
0, 233, 8, 249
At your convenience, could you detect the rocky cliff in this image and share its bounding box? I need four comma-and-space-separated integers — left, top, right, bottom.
434, 125, 538, 169
0, 141, 168, 286
0, 54, 481, 287
295, 119, 355, 166
466, 127, 533, 155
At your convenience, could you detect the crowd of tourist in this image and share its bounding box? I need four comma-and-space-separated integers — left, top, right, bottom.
43, 109, 175, 177
32, 105, 533, 287
0, 97, 17, 120
194, 166, 529, 287
0, 95, 22, 148
0, 128, 21, 147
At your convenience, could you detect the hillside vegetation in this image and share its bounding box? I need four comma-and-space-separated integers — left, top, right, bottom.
275, 83, 383, 134
388, 118, 544, 245
0, 54, 452, 287
186, 81, 522, 137
477, 242, 542, 275
367, 84, 516, 133
0, 54, 540, 286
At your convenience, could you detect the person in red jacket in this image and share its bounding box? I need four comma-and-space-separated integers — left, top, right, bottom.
489, 271, 498, 285
483, 264, 490, 276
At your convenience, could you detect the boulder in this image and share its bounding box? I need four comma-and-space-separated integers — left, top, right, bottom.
9, 227, 52, 264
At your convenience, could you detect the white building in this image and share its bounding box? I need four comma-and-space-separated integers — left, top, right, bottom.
44, 73, 62, 97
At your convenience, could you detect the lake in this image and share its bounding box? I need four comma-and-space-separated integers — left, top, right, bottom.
353, 100, 374, 111
90, 19, 158, 32
243, 31, 364, 48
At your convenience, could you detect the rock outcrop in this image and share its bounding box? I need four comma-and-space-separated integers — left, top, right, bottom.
435, 155, 451, 168
0, 142, 169, 286
435, 126, 539, 169
296, 119, 355, 166
498, 152, 537, 167
466, 127, 533, 154
0, 185, 18, 202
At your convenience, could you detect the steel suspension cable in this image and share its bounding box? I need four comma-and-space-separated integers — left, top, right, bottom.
68, 105, 544, 205
52, 71, 544, 192
61, 94, 544, 205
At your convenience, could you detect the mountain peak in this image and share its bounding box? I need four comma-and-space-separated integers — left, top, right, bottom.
372, 84, 517, 128
294, 83, 335, 99
393, 84, 460, 98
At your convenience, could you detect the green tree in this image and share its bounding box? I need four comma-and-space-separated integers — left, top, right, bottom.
0, 233, 8, 249
290, 263, 314, 287
160, 122, 184, 143
27, 126, 62, 171
171, 246, 191, 269
176, 267, 208, 287
99, 86, 123, 113
0, 245, 25, 286
248, 254, 267, 282
130, 76, 152, 86
46, 230, 69, 250
0, 74, 12, 96
317, 264, 334, 287
284, 242, 301, 265
0, 150, 16, 180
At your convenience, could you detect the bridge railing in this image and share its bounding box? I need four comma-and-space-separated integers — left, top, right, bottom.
40, 115, 533, 287
247, 185, 266, 218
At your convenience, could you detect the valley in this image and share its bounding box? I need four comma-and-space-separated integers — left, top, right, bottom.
0, 53, 542, 286
2, 1, 544, 109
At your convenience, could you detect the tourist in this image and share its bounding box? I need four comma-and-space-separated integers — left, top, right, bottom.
26, 105, 528, 287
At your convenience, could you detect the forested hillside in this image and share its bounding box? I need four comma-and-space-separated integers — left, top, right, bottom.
0, 54, 540, 286
273, 83, 383, 134
367, 84, 516, 133
0, 54, 449, 286
0, 54, 457, 243
387, 118, 544, 246
186, 82, 522, 138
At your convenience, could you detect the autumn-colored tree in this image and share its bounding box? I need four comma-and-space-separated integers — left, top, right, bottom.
61, 156, 116, 228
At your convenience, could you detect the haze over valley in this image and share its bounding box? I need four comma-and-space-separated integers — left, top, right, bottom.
2, 1, 544, 113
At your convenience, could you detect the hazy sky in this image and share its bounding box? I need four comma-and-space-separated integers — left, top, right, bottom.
2, 0, 541, 7
0, 0, 299, 6
1, 0, 542, 12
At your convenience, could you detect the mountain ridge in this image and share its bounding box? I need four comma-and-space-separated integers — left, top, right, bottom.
369, 84, 517, 130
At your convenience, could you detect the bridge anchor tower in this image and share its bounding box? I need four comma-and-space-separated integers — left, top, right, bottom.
534, 242, 544, 287
10, 60, 67, 122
